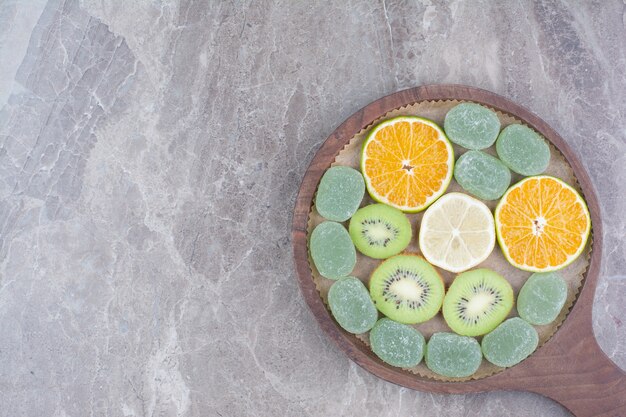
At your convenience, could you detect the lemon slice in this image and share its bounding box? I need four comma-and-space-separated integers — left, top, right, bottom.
418, 192, 495, 273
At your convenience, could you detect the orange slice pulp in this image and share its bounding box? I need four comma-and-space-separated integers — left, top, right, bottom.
495, 176, 591, 272
361, 117, 454, 212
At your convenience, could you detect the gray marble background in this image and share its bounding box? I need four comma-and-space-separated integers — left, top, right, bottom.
0, 1, 625, 416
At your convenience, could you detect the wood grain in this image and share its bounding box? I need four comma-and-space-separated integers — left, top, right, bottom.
291, 85, 626, 417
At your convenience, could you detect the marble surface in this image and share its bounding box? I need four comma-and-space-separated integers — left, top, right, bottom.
0, 1, 625, 416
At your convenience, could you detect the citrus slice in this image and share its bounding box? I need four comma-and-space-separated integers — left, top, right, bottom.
495, 176, 591, 272
419, 192, 495, 273
361, 116, 454, 212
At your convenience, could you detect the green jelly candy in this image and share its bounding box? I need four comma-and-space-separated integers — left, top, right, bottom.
482, 317, 539, 368
517, 272, 567, 325
454, 151, 511, 200
496, 124, 550, 175
328, 277, 378, 334
370, 318, 425, 367
425, 332, 482, 378
315, 166, 365, 222
444, 103, 501, 150
310, 221, 356, 279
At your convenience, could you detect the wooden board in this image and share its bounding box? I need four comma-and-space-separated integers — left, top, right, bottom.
291, 85, 626, 417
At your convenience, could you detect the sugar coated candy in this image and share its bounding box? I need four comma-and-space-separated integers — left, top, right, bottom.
496, 124, 550, 176
482, 317, 539, 368
517, 272, 567, 326
328, 277, 378, 334
369, 318, 425, 367
310, 221, 356, 279
425, 332, 482, 378
444, 103, 501, 150
315, 166, 365, 222
454, 150, 511, 200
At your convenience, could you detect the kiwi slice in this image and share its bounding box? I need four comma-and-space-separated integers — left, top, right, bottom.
349, 203, 412, 259
442, 269, 514, 336
369, 254, 444, 324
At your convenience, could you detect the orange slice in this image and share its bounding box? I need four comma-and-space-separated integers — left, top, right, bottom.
361, 117, 454, 212
495, 176, 591, 272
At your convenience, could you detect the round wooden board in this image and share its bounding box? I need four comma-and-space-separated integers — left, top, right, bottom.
291, 85, 626, 417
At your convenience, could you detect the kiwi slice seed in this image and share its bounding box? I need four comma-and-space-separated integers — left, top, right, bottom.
442, 268, 514, 336
369, 254, 444, 324
349, 203, 411, 259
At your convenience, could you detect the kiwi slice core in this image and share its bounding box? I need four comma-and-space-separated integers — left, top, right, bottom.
443, 268, 514, 336
369, 254, 444, 324
349, 204, 411, 259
